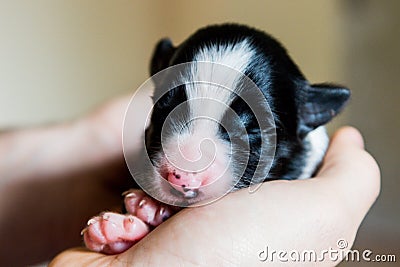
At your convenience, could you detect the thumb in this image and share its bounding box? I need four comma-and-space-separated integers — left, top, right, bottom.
316, 126, 381, 220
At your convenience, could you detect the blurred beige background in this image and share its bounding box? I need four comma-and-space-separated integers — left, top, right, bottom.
0, 0, 343, 127
0, 0, 398, 265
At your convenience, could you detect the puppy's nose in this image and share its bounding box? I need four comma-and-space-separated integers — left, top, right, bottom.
167, 170, 202, 199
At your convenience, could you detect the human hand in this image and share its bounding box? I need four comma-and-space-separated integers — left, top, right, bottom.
0, 92, 151, 266
49, 126, 380, 266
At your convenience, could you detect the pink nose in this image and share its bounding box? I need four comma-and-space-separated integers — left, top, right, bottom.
162, 136, 220, 198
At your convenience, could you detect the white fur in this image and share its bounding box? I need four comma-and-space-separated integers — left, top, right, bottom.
156, 39, 257, 203
298, 126, 329, 179
184, 39, 255, 134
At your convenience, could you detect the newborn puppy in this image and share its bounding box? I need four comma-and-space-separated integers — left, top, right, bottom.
83, 24, 350, 254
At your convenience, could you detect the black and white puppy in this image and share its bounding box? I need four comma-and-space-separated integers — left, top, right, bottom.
83, 24, 350, 254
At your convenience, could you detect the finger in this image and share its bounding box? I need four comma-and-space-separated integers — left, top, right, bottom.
49, 248, 114, 267
316, 126, 380, 219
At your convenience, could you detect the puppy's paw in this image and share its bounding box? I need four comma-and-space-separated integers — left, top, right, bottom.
123, 189, 179, 226
82, 212, 149, 254
83, 190, 180, 254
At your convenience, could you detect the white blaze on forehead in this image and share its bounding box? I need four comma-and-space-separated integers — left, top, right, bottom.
184, 39, 255, 133
157, 40, 256, 199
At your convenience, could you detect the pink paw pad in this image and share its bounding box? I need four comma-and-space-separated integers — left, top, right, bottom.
83, 189, 179, 254
82, 212, 149, 254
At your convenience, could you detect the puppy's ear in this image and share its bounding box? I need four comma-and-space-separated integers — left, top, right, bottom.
150, 38, 175, 76
297, 83, 350, 139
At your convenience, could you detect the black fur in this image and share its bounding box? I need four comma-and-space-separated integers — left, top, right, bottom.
146, 23, 350, 189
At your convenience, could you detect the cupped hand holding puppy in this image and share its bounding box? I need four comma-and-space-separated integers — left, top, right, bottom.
50, 127, 380, 266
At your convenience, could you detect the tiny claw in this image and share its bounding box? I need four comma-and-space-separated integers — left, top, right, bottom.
159, 207, 165, 216
139, 199, 146, 208
128, 216, 134, 223
122, 190, 136, 197
80, 227, 88, 236
102, 213, 110, 221
87, 218, 97, 226
125, 192, 137, 199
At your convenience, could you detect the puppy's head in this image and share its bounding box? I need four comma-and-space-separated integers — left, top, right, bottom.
142, 24, 350, 205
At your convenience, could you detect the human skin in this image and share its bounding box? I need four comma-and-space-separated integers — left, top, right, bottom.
51, 126, 380, 266
0, 95, 139, 266
0, 91, 380, 266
